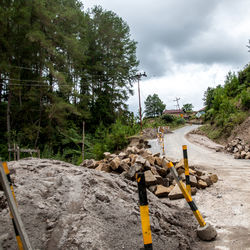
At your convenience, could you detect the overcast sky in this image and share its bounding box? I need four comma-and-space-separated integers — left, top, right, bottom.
83, 0, 250, 112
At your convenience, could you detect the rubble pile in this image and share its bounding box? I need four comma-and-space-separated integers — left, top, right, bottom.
81, 146, 218, 200
225, 137, 250, 159
0, 158, 201, 249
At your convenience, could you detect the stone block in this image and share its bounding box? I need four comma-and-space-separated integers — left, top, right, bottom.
144, 170, 157, 186
155, 185, 174, 198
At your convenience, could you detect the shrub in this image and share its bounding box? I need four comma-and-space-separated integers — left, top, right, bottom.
161, 114, 175, 122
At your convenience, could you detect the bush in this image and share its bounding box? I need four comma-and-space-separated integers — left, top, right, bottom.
241, 88, 250, 110
175, 118, 186, 125
161, 114, 175, 122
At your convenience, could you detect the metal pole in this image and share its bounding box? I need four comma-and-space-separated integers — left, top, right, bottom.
0, 162, 33, 250
136, 172, 153, 249
182, 145, 191, 195
138, 78, 143, 133
167, 162, 206, 227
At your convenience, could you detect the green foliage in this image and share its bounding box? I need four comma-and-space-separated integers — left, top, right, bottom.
0, 1, 139, 162
90, 118, 140, 160
144, 94, 166, 118
202, 64, 250, 141
161, 114, 175, 123
240, 88, 250, 109
182, 103, 193, 113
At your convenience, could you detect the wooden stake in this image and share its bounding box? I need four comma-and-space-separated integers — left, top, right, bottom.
82, 121, 85, 161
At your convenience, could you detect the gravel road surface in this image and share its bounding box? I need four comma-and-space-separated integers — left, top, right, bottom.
149, 125, 250, 249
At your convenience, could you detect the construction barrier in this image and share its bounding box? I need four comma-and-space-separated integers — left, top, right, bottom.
167, 162, 206, 227
182, 145, 191, 195
0, 162, 32, 250
157, 127, 165, 155
136, 172, 153, 250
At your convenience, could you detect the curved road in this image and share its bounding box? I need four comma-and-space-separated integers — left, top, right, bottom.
149, 125, 250, 249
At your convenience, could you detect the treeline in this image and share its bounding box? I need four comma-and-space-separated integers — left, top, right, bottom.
0, 1, 139, 162
202, 63, 250, 140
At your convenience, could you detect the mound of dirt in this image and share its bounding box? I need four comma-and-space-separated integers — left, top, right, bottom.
227, 116, 250, 145
0, 158, 200, 249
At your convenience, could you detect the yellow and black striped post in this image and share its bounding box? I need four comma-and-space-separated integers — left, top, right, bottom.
2, 162, 24, 250
182, 145, 191, 195
167, 162, 206, 227
136, 172, 153, 250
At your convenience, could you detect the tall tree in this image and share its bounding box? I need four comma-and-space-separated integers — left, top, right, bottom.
144, 94, 166, 117
85, 6, 138, 127
182, 103, 193, 113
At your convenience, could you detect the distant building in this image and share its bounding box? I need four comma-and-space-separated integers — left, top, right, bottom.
163, 109, 184, 116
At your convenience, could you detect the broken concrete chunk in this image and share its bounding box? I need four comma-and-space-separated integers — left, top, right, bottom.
125, 164, 142, 180
153, 153, 160, 157
129, 154, 138, 165
155, 156, 163, 166
146, 155, 155, 165
121, 158, 130, 165
150, 166, 158, 176
190, 175, 198, 187
199, 175, 213, 186
144, 170, 157, 186
135, 156, 146, 165
148, 185, 157, 193
209, 174, 218, 183
103, 152, 111, 158
168, 184, 196, 200
81, 159, 97, 169
144, 160, 151, 170
118, 152, 127, 159
110, 157, 121, 170
155, 185, 174, 198
95, 163, 111, 173
120, 163, 130, 172
175, 159, 184, 169
198, 180, 208, 189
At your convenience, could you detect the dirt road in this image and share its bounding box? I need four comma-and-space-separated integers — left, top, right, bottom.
149, 125, 250, 249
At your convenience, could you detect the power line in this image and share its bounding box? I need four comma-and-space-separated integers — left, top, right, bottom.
1, 64, 137, 78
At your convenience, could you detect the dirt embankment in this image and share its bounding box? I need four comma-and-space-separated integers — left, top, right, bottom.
0, 158, 201, 250
227, 116, 250, 145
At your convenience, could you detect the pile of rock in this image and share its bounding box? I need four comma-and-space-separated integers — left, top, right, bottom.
225, 137, 250, 159
81, 146, 218, 200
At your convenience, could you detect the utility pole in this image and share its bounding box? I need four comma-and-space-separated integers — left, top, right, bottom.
173, 97, 181, 110
135, 72, 147, 133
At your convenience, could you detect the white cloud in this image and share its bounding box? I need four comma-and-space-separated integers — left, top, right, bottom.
128, 63, 236, 113
82, 0, 250, 112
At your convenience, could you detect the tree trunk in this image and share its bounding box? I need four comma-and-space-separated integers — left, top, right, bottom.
7, 82, 12, 160
34, 66, 43, 148
0, 73, 2, 104
34, 94, 42, 148
82, 121, 85, 161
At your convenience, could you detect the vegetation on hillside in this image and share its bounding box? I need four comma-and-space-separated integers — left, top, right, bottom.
201, 63, 250, 142
0, 1, 139, 162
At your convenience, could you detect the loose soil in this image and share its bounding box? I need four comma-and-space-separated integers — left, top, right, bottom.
0, 158, 200, 250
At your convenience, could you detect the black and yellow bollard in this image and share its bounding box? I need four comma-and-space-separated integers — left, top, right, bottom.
2, 162, 24, 250
167, 162, 217, 241
136, 172, 153, 250
182, 145, 191, 195
167, 162, 206, 226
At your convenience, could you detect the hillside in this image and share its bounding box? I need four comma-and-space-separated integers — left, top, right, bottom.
200, 64, 250, 145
